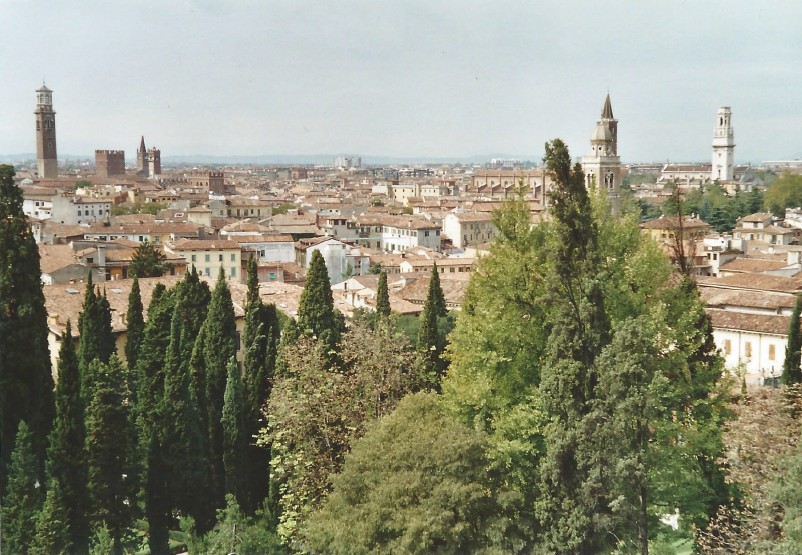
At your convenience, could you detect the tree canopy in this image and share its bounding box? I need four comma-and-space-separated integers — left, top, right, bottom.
130, 241, 168, 278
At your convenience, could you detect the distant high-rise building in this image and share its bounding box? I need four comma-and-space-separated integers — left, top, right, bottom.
95, 150, 126, 177
34, 83, 58, 179
333, 156, 362, 168
712, 107, 735, 181
581, 93, 622, 215
136, 136, 161, 178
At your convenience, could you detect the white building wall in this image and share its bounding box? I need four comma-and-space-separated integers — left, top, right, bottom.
712, 328, 786, 386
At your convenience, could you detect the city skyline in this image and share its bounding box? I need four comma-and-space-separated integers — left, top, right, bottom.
2, 1, 800, 163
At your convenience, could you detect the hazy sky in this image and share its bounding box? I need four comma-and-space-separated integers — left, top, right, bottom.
2, 0, 800, 163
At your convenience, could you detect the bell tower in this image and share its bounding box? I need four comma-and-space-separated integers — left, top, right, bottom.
34, 83, 58, 179
711, 106, 735, 181
581, 93, 622, 215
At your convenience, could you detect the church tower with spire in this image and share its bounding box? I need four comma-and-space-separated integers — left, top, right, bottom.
136, 136, 147, 175
581, 93, 622, 215
34, 83, 58, 179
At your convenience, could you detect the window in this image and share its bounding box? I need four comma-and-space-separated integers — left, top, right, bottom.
191, 254, 197, 262
230, 253, 235, 262
769, 344, 776, 361
205, 254, 210, 262
204, 267, 211, 276
724, 339, 731, 355
219, 254, 223, 262
230, 267, 237, 278
744, 342, 752, 359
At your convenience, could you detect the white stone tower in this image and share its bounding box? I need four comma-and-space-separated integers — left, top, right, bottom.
34, 83, 58, 179
581, 93, 622, 215
712, 106, 735, 181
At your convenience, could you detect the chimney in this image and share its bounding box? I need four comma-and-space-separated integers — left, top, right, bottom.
48, 314, 60, 327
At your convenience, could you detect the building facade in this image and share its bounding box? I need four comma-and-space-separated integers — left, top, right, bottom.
35, 84, 58, 179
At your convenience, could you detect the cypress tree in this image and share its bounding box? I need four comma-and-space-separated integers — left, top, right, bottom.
1, 421, 42, 554
46, 320, 90, 554
241, 258, 280, 513
376, 270, 391, 318
222, 357, 246, 507
161, 299, 212, 531
30, 478, 72, 555
195, 270, 237, 513
135, 286, 175, 433
144, 427, 170, 555
0, 163, 54, 490
538, 139, 612, 554
427, 262, 447, 317
124, 277, 144, 377
79, 280, 116, 403
417, 281, 445, 389
783, 294, 802, 385
85, 357, 138, 555
298, 249, 340, 352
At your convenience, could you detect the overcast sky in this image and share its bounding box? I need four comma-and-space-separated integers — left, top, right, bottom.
2, 0, 800, 163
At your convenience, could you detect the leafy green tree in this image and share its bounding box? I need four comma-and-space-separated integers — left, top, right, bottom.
124, 277, 144, 378
376, 270, 390, 317
305, 392, 523, 554
297, 249, 341, 353
182, 495, 286, 555
130, 240, 168, 278
445, 141, 729, 553
194, 270, 237, 516
30, 478, 72, 555
764, 173, 802, 217
416, 284, 446, 389
265, 321, 420, 544
783, 295, 802, 385
0, 164, 54, 490
45, 320, 90, 554
85, 357, 138, 555
222, 358, 246, 506
1, 421, 42, 554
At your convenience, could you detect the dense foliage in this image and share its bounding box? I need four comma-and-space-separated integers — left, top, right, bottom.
0, 164, 54, 492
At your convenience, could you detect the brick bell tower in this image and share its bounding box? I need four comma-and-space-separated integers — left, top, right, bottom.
35, 83, 58, 179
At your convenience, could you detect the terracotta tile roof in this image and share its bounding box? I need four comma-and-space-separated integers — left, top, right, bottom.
699, 286, 796, 312
706, 308, 790, 336
39, 244, 77, 274
739, 212, 774, 223
170, 239, 241, 251
696, 273, 802, 293
640, 216, 711, 230
396, 274, 470, 306
719, 258, 789, 273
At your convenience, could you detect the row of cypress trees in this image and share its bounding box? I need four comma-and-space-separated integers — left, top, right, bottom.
2, 255, 280, 554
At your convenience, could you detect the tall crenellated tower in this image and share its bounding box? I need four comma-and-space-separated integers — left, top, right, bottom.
712, 106, 735, 181
34, 83, 58, 179
581, 93, 622, 215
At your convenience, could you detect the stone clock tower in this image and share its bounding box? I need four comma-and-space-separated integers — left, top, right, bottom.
35, 83, 58, 179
